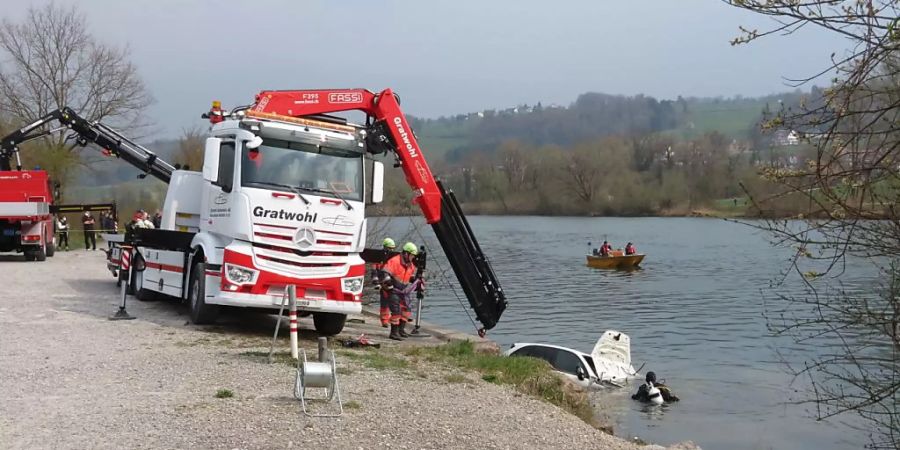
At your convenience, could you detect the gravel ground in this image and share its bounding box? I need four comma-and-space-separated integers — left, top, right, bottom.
0, 250, 692, 449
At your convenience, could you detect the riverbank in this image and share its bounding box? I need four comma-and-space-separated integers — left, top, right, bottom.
0, 251, 697, 449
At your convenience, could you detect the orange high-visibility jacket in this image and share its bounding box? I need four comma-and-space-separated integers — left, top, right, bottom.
383, 254, 416, 286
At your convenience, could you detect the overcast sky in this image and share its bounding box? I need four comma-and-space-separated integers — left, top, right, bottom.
2, 0, 847, 137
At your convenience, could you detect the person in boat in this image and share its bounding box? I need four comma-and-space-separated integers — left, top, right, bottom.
625, 242, 636, 255
599, 241, 611, 257
632, 371, 679, 403
372, 237, 396, 328
380, 242, 421, 340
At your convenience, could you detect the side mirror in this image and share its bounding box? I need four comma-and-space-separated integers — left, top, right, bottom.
202, 138, 221, 183
371, 161, 384, 204
576, 366, 586, 381
245, 135, 263, 150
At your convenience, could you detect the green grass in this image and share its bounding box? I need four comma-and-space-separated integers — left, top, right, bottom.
338, 349, 408, 370
240, 350, 296, 366
444, 373, 469, 384
215, 389, 234, 399
343, 400, 362, 410
405, 341, 598, 429
678, 100, 768, 139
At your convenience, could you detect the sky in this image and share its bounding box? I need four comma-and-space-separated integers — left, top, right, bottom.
1, 0, 849, 137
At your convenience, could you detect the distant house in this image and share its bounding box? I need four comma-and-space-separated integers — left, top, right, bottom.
772, 129, 800, 146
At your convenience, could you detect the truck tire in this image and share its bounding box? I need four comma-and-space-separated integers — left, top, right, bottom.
189, 262, 218, 324
313, 312, 347, 336
23, 250, 35, 261
34, 243, 46, 262
46, 242, 55, 257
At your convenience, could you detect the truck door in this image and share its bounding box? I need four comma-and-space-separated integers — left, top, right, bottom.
203, 141, 236, 235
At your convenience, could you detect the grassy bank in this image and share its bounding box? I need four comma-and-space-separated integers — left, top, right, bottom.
403, 341, 602, 431
254, 340, 606, 433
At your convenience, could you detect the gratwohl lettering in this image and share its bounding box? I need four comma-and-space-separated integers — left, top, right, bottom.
252, 206, 317, 223
392, 117, 418, 158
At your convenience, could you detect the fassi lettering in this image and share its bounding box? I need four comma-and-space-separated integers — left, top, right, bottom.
392, 117, 418, 158
252, 206, 317, 223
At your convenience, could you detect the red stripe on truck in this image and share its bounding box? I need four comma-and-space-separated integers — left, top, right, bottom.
145, 262, 184, 273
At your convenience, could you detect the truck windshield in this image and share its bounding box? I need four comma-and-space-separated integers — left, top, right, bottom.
240, 138, 362, 201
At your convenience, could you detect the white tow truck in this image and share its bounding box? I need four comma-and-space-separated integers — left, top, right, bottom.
1, 89, 508, 337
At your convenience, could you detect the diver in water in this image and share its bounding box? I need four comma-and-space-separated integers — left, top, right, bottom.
632, 371, 679, 404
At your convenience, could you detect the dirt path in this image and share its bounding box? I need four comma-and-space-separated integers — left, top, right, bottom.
0, 250, 660, 449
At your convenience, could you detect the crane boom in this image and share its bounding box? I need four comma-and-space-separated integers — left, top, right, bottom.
0, 107, 175, 182
251, 89, 508, 331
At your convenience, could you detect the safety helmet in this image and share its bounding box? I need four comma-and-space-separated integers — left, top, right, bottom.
382, 238, 396, 249
402, 242, 418, 255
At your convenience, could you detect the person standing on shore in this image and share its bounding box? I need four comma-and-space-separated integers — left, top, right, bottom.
57, 216, 69, 251
381, 242, 419, 340
373, 237, 396, 328
82, 212, 96, 250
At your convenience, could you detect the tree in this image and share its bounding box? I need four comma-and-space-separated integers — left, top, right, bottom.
0, 3, 151, 188
174, 128, 205, 171
725, 1, 900, 447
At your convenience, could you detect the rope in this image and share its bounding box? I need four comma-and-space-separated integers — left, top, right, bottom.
407, 218, 481, 334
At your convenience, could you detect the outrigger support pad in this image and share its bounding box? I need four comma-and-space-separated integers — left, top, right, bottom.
109, 306, 135, 321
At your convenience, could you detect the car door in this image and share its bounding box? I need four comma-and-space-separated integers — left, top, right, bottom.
552, 349, 592, 388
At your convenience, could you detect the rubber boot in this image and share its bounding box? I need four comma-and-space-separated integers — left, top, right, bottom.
398, 321, 410, 338
389, 324, 404, 341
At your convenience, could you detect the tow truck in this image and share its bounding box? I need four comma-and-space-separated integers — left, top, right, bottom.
0, 88, 507, 335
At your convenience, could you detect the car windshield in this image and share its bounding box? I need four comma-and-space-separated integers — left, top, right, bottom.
240, 137, 362, 201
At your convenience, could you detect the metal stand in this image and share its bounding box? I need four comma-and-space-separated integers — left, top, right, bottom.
294, 346, 343, 417
407, 293, 430, 338
109, 246, 135, 321
268, 290, 289, 364
408, 246, 430, 338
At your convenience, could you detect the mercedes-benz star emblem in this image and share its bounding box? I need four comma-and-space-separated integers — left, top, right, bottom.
294, 227, 316, 249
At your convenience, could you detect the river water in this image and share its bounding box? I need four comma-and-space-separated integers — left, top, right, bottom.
372, 216, 882, 449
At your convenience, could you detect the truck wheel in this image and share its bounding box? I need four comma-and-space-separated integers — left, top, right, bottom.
34, 244, 46, 262
189, 262, 218, 324
313, 312, 347, 336
23, 250, 35, 261
46, 242, 55, 257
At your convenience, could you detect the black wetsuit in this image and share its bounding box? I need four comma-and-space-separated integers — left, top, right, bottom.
632, 382, 680, 403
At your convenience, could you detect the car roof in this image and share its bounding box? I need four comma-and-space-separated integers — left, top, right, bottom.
509, 343, 591, 358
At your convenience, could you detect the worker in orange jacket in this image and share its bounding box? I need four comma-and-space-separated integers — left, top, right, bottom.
372, 237, 396, 327
380, 242, 420, 340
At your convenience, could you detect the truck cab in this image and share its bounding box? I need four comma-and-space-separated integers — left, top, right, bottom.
131, 112, 384, 334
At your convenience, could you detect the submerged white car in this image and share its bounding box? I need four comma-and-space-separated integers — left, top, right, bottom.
504, 330, 638, 388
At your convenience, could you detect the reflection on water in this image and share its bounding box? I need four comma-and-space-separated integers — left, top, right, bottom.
371, 216, 878, 449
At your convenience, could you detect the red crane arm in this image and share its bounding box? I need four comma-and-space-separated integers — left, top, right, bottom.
252, 89, 442, 223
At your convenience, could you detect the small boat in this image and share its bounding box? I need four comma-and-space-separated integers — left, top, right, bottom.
586, 251, 645, 269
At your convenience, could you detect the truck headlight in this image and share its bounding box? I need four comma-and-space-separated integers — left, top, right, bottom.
225, 264, 258, 285
342, 276, 364, 294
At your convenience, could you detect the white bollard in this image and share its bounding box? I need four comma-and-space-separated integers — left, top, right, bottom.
288, 285, 299, 360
